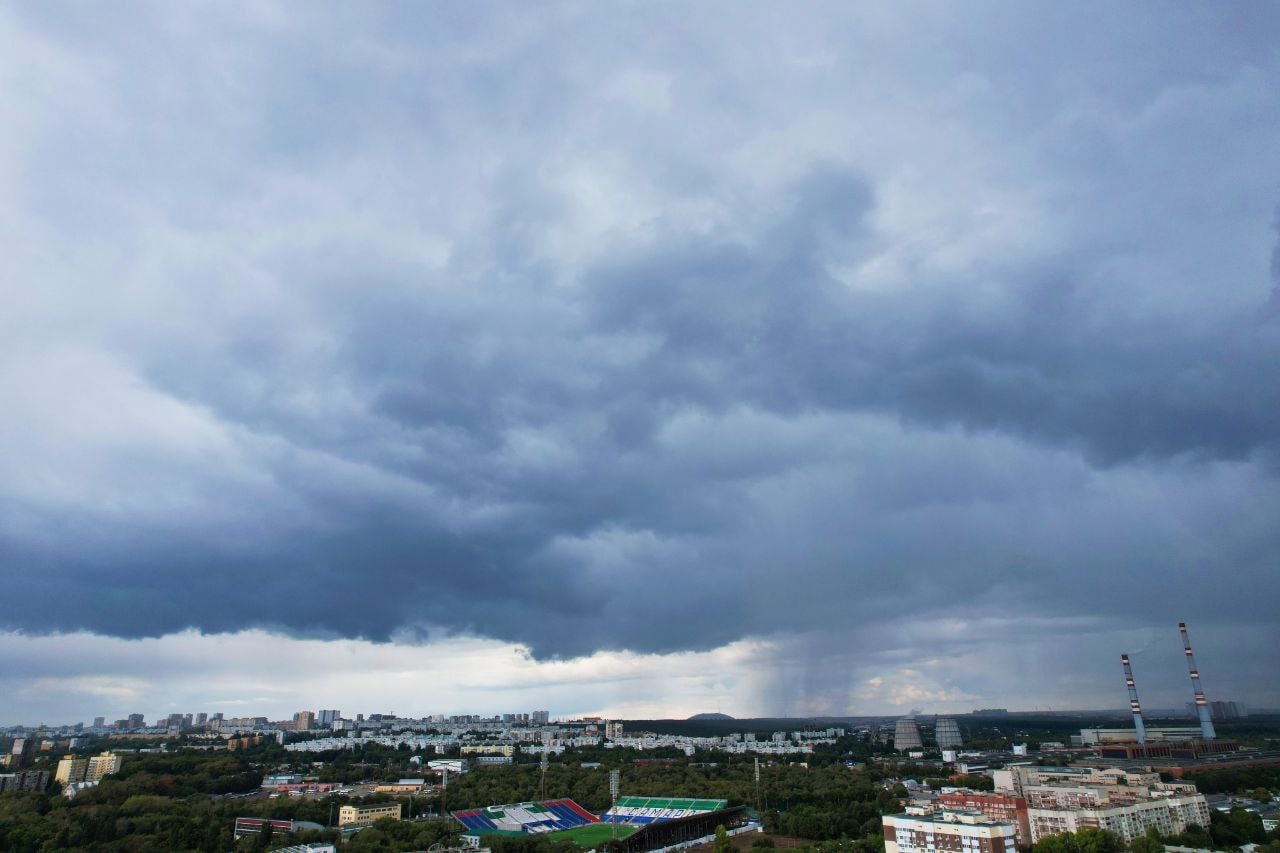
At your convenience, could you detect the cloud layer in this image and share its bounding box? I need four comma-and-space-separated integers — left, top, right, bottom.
2, 2, 1278, 719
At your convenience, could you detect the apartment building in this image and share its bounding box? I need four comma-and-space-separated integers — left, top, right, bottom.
885, 807, 1018, 853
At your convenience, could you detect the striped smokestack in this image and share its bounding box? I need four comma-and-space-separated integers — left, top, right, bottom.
1179, 621, 1217, 740
1121, 654, 1147, 744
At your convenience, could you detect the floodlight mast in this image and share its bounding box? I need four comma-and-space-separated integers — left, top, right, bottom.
540, 730, 550, 801
609, 769, 620, 841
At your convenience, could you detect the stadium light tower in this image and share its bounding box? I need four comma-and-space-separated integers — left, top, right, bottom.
609, 769, 620, 841
754, 756, 762, 816
540, 730, 550, 801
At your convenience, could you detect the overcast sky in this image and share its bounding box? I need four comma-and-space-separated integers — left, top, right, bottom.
2, 2, 1279, 725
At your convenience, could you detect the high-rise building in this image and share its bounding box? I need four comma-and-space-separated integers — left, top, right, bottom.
55, 755, 89, 785
196, 712, 208, 725
86, 752, 123, 781
317, 710, 341, 726
0, 771, 49, 793
127, 713, 145, 729
92, 717, 105, 728
938, 792, 1030, 848
1208, 700, 1247, 721
8, 738, 34, 768
1027, 794, 1208, 845
894, 718, 923, 751
885, 808, 1017, 853
935, 718, 963, 748
293, 711, 315, 731
990, 765, 1210, 846
532, 710, 550, 725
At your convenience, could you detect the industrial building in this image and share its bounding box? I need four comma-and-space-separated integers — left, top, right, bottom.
233, 818, 325, 840
375, 779, 429, 795
935, 719, 963, 749
1099, 623, 1244, 761
895, 719, 923, 751
338, 803, 403, 827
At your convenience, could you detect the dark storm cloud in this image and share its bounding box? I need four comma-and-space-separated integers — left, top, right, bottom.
1, 1, 1279, 688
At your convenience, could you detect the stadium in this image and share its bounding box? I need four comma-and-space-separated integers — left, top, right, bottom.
452, 795, 744, 850
600, 796, 728, 825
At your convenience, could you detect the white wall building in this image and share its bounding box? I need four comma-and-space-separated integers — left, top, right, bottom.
885, 808, 1018, 853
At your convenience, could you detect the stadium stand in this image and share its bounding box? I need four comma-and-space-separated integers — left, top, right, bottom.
599, 796, 729, 825
452, 799, 598, 834
618, 806, 749, 853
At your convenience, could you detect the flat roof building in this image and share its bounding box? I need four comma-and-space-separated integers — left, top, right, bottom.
937, 790, 1031, 848
86, 752, 123, 781
338, 803, 402, 827
1028, 794, 1209, 845
885, 808, 1018, 853
55, 755, 89, 785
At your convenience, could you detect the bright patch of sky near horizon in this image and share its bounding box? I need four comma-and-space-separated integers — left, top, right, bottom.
1, 1, 1279, 723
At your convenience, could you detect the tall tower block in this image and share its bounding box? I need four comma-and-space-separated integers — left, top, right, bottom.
1178, 622, 1216, 740
1121, 654, 1147, 744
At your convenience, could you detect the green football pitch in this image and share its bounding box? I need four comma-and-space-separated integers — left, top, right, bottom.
547, 824, 637, 847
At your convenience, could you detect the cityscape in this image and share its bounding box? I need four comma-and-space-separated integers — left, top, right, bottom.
3, 1, 1280, 852
3, 622, 1278, 851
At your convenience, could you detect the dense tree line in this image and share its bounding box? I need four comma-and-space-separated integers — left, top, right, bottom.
1178, 763, 1280, 794
0, 753, 359, 852
1031, 828, 1121, 853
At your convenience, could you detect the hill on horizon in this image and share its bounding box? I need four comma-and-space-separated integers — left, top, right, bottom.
687, 712, 735, 720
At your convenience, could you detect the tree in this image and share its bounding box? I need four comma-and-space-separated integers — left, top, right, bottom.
1128, 826, 1162, 853
1074, 828, 1121, 853
1210, 807, 1267, 847
715, 823, 734, 853
1032, 828, 1120, 853
252, 819, 273, 852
